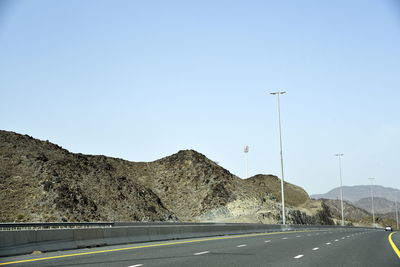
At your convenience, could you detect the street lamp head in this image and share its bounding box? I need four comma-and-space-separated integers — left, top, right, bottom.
270, 91, 286, 95
335, 153, 344, 157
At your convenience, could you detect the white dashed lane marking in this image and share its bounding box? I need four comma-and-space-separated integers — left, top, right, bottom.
294, 255, 304, 259
326, 242, 331, 245
237, 244, 247, 248
264, 240, 271, 243
128, 265, 143, 267
194, 251, 210, 255
312, 247, 319, 251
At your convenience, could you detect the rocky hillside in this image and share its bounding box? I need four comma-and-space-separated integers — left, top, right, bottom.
0, 130, 313, 223
321, 199, 370, 222
0, 131, 176, 222
353, 197, 397, 215
242, 174, 309, 207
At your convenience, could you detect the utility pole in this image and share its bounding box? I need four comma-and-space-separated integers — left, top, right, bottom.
335, 154, 345, 226
270, 91, 286, 225
244, 145, 249, 178
369, 178, 375, 227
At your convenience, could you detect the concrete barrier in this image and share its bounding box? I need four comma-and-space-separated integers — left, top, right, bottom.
0, 223, 367, 257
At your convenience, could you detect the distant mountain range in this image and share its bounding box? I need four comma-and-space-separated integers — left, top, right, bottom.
311, 185, 400, 203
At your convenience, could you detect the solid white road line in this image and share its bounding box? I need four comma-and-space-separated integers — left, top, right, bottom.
294, 255, 304, 259
194, 251, 210, 255
312, 247, 319, 251
237, 244, 247, 247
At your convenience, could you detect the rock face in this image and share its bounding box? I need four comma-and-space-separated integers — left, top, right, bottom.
0, 130, 318, 223
321, 199, 370, 221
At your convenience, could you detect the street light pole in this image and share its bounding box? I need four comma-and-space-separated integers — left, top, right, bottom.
335, 153, 345, 226
368, 178, 375, 227
270, 91, 286, 225
244, 145, 249, 179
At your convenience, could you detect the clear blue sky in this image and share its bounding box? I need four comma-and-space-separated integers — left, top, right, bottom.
1, 0, 399, 194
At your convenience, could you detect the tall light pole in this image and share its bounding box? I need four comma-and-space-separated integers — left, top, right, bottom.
244, 145, 249, 178
270, 91, 286, 225
395, 192, 399, 230
368, 178, 375, 227
335, 153, 345, 226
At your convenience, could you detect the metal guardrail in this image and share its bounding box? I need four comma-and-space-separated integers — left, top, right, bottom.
0, 222, 232, 231
0, 222, 114, 231
0, 221, 379, 231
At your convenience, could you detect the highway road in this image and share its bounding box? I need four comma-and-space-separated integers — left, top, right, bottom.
1, 228, 399, 266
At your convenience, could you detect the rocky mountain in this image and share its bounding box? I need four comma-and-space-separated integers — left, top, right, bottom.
0, 130, 314, 224
321, 199, 370, 222
378, 211, 399, 223
311, 185, 400, 203
0, 131, 176, 222
353, 197, 397, 215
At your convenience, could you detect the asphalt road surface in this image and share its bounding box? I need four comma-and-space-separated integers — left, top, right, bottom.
1, 228, 399, 266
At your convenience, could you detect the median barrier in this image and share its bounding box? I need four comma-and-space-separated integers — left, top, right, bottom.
0, 223, 362, 257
